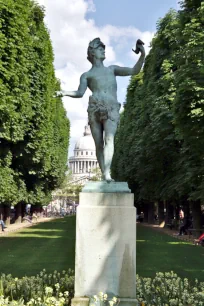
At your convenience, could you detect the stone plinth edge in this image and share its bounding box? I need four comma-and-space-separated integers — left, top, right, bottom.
71, 297, 89, 306
119, 298, 138, 305
79, 192, 134, 207
82, 181, 131, 193
71, 297, 137, 306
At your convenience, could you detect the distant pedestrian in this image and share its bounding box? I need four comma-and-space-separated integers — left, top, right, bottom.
138, 212, 144, 223
0, 219, 7, 231
179, 216, 192, 235
179, 208, 184, 221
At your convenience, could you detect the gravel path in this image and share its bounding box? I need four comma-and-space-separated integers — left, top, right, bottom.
0, 217, 57, 236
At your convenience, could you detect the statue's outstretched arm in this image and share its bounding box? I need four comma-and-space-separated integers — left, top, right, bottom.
112, 40, 145, 77
56, 73, 87, 98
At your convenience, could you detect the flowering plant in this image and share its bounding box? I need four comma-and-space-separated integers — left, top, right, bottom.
1, 270, 204, 306
136, 271, 204, 306
89, 292, 119, 306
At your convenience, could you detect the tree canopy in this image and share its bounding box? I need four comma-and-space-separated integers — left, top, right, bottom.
0, 0, 70, 206
112, 0, 204, 204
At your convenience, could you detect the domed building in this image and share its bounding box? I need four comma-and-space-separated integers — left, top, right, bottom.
69, 125, 99, 181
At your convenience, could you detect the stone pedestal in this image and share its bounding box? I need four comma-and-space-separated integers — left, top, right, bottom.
72, 182, 137, 306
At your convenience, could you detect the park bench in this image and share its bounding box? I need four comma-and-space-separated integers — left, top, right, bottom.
22, 214, 38, 224
186, 228, 204, 238
22, 216, 32, 223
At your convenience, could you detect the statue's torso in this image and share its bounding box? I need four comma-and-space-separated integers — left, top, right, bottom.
87, 66, 117, 103
86, 66, 120, 124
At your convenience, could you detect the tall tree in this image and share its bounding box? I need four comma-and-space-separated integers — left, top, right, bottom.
112, 0, 204, 226
0, 0, 70, 212
112, 10, 180, 202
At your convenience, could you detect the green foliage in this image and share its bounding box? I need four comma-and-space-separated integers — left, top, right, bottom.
136, 272, 204, 306
112, 0, 204, 204
90, 167, 102, 181
0, 0, 70, 206
172, 1, 204, 200
1, 270, 204, 306
1, 269, 73, 305
54, 171, 83, 199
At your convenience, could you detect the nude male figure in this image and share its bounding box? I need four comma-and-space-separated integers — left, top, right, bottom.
57, 38, 145, 182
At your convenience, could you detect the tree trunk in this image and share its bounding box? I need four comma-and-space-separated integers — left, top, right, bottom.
35, 205, 42, 217
148, 202, 155, 224
4, 205, 11, 226
165, 201, 174, 223
31, 204, 41, 217
158, 201, 165, 224
155, 201, 158, 217
191, 200, 201, 229
21, 203, 26, 219
143, 203, 148, 223
15, 203, 22, 224
0, 204, 4, 220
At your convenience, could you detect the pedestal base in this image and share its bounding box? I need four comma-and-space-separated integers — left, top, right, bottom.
73, 182, 136, 305
71, 297, 89, 306
71, 297, 138, 306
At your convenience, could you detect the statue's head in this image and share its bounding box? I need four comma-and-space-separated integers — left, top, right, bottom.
87, 38, 105, 64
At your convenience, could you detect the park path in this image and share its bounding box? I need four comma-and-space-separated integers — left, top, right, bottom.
138, 222, 199, 245
0, 217, 57, 236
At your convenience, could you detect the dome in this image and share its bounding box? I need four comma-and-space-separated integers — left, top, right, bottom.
74, 125, 95, 151
75, 135, 95, 150
69, 124, 99, 180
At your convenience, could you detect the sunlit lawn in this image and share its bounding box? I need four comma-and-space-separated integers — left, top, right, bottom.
0, 216, 203, 281
0, 217, 76, 277
136, 224, 204, 281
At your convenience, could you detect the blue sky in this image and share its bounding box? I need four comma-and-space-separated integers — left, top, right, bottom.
37, 0, 180, 157
86, 0, 179, 31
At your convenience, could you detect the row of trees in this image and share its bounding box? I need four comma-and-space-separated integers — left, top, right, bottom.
112, 0, 204, 227
0, 0, 70, 223
53, 168, 102, 205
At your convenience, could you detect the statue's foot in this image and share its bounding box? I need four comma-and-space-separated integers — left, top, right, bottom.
104, 173, 115, 183
101, 174, 106, 181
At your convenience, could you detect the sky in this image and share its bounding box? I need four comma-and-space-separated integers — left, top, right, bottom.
35, 0, 180, 157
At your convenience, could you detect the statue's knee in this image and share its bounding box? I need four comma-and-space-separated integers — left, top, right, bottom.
105, 135, 114, 145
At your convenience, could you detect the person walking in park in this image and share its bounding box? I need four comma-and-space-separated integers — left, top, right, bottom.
0, 219, 7, 231
57, 38, 145, 182
179, 215, 193, 235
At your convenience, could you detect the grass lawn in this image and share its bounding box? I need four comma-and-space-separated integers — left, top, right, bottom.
0, 217, 203, 281
0, 217, 76, 277
136, 224, 204, 281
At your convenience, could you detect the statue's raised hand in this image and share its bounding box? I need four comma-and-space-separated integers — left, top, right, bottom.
54, 91, 64, 98
132, 39, 145, 55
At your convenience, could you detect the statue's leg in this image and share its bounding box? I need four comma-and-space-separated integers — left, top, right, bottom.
89, 120, 105, 176
103, 119, 117, 182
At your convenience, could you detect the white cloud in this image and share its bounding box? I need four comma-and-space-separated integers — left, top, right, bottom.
176, 0, 181, 10
35, 0, 154, 156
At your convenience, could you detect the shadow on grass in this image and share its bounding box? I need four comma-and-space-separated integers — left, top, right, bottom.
0, 216, 76, 277
1, 217, 203, 282
136, 224, 204, 281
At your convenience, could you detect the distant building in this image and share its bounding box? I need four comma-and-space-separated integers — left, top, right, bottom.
69, 125, 99, 181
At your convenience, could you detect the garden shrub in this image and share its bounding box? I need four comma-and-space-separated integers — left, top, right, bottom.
136, 271, 204, 306
1, 270, 204, 305
0, 269, 74, 305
